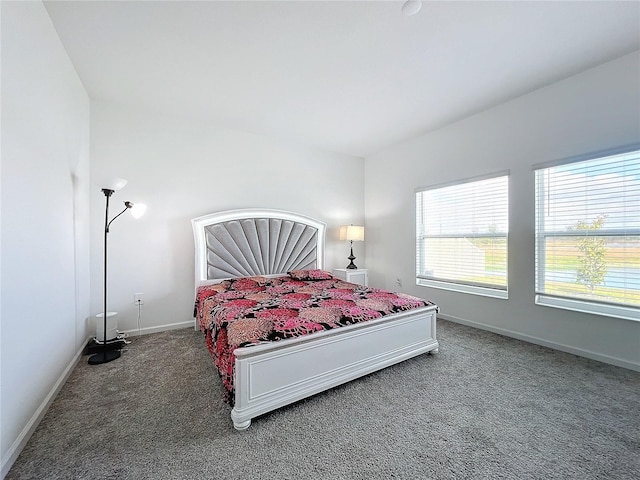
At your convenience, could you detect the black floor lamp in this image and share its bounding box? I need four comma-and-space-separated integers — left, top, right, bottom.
89, 179, 145, 365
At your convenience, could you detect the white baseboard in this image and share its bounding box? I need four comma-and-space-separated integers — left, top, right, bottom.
120, 320, 194, 337
1, 337, 90, 479
439, 313, 640, 372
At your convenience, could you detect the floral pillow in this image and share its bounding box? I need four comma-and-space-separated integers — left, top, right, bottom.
288, 269, 334, 281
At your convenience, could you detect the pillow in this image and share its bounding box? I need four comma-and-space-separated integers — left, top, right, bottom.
288, 269, 334, 281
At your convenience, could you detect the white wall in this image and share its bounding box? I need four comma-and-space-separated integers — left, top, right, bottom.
90, 101, 364, 335
1, 1, 91, 476
365, 51, 640, 370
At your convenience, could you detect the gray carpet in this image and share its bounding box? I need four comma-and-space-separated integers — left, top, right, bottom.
6, 320, 640, 479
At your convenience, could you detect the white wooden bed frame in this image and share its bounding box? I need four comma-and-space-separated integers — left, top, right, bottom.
192, 209, 439, 430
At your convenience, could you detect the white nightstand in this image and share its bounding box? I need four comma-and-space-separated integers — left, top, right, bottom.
333, 268, 368, 286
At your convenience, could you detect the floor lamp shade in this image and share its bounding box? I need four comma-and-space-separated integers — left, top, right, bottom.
88, 183, 145, 365
96, 176, 128, 192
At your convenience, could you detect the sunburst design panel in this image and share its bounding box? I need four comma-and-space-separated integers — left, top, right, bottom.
192, 210, 326, 283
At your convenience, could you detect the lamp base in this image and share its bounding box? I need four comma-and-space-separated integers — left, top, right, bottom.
346, 246, 357, 269
88, 349, 121, 365
84, 338, 126, 355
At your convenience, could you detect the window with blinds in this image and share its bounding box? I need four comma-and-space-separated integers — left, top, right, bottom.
416, 173, 509, 299
534, 147, 640, 321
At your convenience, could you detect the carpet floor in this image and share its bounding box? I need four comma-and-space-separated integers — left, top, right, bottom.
6, 319, 640, 479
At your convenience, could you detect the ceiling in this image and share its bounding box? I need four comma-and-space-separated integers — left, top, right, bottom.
44, 1, 640, 158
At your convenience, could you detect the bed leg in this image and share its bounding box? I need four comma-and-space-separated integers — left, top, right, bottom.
428, 348, 439, 354
233, 419, 251, 431
231, 408, 251, 430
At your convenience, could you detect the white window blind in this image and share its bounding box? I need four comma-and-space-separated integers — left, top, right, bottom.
534, 147, 640, 320
416, 173, 509, 298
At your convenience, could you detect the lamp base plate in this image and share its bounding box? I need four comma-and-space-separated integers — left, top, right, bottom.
88, 349, 121, 365
84, 338, 126, 355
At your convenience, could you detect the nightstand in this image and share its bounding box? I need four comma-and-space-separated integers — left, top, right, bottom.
333, 268, 368, 286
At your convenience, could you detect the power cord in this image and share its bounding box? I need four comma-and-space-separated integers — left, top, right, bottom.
136, 299, 142, 338
92, 332, 129, 345
93, 301, 143, 353
118, 332, 132, 345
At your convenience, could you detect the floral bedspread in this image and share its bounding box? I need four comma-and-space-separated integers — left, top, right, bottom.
194, 269, 436, 404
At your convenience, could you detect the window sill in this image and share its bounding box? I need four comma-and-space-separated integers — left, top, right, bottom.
535, 295, 640, 322
416, 278, 508, 300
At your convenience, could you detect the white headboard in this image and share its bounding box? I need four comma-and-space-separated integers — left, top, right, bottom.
192, 209, 326, 285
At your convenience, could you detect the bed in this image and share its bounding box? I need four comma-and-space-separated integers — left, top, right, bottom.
192, 209, 439, 430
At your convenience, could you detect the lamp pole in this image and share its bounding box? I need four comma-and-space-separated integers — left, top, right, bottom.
88, 188, 127, 365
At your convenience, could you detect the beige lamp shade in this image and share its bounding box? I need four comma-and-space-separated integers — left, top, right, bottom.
340, 225, 365, 242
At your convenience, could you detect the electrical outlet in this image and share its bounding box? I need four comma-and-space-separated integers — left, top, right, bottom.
134, 293, 144, 305
396, 278, 402, 287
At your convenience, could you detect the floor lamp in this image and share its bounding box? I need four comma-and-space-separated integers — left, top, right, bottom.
89, 179, 146, 365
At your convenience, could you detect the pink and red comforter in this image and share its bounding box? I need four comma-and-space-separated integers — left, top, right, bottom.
194, 269, 435, 404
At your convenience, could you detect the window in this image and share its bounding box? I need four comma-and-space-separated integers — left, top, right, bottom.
534, 146, 640, 321
416, 172, 509, 299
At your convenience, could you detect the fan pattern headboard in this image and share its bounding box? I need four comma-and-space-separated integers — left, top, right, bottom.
192, 209, 326, 284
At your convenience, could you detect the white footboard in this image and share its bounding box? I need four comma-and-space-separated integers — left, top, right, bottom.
230, 305, 438, 430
